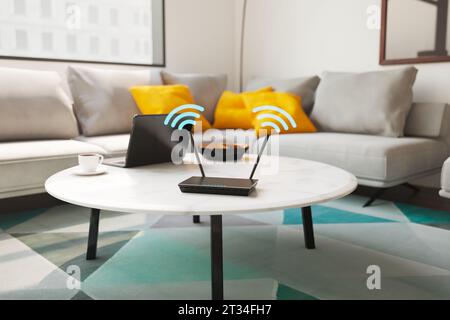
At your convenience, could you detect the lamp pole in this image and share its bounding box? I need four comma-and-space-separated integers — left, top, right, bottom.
239, 0, 248, 92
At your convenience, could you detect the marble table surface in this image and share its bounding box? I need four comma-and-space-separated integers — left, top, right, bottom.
45, 155, 357, 215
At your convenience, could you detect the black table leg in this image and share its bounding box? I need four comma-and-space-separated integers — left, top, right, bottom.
86, 208, 100, 260
210, 215, 224, 300
301, 206, 316, 249
193, 215, 201, 224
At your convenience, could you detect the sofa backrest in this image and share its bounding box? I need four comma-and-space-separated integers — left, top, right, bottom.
405, 102, 450, 152
0, 67, 79, 142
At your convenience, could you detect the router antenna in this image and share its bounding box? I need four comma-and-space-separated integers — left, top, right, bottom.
249, 134, 271, 180
189, 131, 205, 177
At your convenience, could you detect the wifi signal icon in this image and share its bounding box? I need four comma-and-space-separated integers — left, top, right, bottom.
252, 105, 297, 133
164, 104, 205, 130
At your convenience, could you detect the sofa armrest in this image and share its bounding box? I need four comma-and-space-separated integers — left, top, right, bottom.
404, 103, 447, 138
439, 104, 450, 152
405, 103, 450, 159
442, 158, 450, 193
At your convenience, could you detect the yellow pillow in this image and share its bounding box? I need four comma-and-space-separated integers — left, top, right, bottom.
129, 85, 211, 131
242, 92, 317, 135
213, 87, 273, 129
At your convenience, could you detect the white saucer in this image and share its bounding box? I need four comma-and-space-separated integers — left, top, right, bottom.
74, 167, 107, 176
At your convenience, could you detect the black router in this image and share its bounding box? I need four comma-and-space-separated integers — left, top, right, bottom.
178, 133, 270, 196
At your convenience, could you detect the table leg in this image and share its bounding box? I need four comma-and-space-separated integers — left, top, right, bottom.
193, 215, 201, 224
86, 208, 100, 260
301, 206, 316, 249
210, 215, 224, 300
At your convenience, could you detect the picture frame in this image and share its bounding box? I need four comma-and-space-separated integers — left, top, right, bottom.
380, 0, 450, 65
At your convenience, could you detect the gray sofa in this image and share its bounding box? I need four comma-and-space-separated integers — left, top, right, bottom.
0, 66, 449, 203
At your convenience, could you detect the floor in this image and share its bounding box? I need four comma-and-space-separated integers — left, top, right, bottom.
0, 193, 449, 300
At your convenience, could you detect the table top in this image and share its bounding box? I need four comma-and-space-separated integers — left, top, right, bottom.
45, 155, 357, 216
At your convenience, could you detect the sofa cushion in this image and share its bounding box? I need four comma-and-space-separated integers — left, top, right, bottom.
76, 134, 130, 156
0, 140, 105, 196
273, 132, 448, 185
68, 66, 162, 137
161, 71, 227, 123
245, 76, 321, 115
311, 67, 418, 137
405, 103, 448, 138
0, 67, 79, 142
442, 158, 450, 193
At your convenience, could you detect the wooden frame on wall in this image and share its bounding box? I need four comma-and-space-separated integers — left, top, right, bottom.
380, 0, 450, 65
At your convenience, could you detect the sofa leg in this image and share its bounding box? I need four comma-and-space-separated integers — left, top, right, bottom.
193, 215, 201, 224
403, 183, 420, 193
363, 188, 387, 208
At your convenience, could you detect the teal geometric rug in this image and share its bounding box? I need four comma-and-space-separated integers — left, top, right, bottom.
0, 194, 449, 300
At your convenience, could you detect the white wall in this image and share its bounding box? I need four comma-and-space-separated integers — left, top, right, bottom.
165, 0, 238, 89
0, 0, 238, 89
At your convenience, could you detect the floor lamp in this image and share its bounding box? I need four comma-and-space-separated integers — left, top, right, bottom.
239, 0, 248, 92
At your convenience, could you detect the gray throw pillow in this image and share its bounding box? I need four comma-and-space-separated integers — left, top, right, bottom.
0, 67, 78, 142
245, 76, 321, 114
68, 66, 162, 137
311, 67, 418, 137
161, 71, 227, 123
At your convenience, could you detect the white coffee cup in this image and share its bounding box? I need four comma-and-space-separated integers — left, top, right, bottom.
78, 153, 104, 173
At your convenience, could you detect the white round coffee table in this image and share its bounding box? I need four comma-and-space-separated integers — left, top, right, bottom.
45, 155, 357, 300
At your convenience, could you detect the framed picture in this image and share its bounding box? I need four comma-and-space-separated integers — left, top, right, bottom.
380, 0, 450, 65
0, 0, 165, 66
